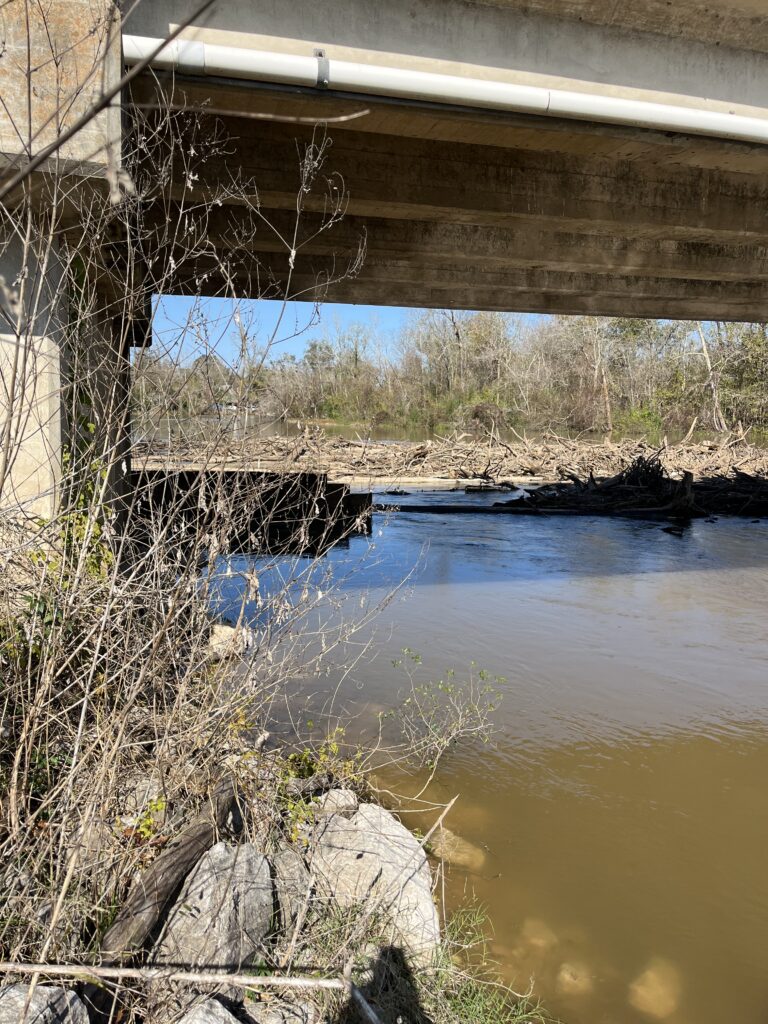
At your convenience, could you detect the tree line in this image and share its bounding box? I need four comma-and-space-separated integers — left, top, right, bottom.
133, 312, 768, 439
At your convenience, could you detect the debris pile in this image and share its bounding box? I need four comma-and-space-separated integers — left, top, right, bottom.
497, 453, 768, 519
135, 429, 768, 486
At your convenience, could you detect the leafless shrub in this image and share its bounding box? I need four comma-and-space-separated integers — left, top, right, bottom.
0, 15, 372, 982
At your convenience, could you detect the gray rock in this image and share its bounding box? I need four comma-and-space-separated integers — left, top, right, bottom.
245, 1000, 314, 1024
178, 997, 240, 1023
0, 985, 88, 1023
311, 803, 440, 962
315, 788, 358, 818
155, 842, 273, 975
272, 848, 311, 934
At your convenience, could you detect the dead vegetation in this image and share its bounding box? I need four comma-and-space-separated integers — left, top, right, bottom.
495, 452, 768, 520
136, 426, 768, 490
0, 41, 519, 1022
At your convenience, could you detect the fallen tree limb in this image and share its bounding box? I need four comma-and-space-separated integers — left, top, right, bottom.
100, 778, 237, 960
0, 962, 384, 1024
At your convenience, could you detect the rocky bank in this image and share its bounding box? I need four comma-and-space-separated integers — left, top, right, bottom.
0, 772, 442, 1024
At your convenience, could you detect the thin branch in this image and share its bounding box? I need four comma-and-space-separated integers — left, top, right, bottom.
0, 961, 384, 1022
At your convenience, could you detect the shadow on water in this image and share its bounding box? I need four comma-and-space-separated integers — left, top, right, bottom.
207, 504, 768, 631
334, 945, 434, 1024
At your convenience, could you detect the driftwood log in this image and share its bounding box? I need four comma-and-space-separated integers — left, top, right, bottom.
84, 779, 236, 1020
100, 778, 237, 960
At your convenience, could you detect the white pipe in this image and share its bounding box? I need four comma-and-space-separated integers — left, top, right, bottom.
123, 34, 768, 145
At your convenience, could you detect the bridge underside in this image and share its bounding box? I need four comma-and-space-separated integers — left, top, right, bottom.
132, 74, 768, 320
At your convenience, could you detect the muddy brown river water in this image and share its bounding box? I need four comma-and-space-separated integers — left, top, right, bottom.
213, 492, 768, 1024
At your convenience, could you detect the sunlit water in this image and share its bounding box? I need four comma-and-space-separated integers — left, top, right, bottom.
211, 495, 768, 1024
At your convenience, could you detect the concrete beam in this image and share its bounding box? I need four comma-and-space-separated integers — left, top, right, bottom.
197, 277, 767, 321
164, 121, 768, 245
131, 75, 768, 177
178, 208, 768, 283
168, 250, 768, 320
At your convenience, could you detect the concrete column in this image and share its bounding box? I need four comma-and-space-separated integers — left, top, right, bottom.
0, 234, 67, 519
0, 0, 126, 520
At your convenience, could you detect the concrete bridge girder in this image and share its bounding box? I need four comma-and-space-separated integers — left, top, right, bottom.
158, 117, 768, 239
130, 79, 768, 320
122, 0, 768, 319
169, 210, 768, 284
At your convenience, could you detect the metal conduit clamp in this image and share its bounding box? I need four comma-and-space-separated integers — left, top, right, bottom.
314, 48, 330, 89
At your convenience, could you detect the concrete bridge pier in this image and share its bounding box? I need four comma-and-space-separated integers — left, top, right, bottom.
0, 0, 127, 521
0, 235, 67, 520
0, 230, 139, 522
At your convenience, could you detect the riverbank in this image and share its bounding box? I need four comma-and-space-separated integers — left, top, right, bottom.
0, 500, 546, 1024
1, 733, 544, 1024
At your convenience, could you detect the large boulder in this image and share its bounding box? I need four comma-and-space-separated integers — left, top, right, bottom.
154, 842, 273, 978
0, 985, 88, 1023
310, 803, 440, 962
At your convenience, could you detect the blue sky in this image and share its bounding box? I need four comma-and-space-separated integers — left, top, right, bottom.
152, 295, 415, 364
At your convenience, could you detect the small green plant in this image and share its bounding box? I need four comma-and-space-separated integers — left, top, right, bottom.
134, 797, 167, 841
282, 796, 317, 846
276, 728, 366, 844
390, 652, 504, 770
285, 727, 364, 786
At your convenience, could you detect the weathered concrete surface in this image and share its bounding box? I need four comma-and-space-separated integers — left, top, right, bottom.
124, 0, 768, 320
129, 0, 768, 114
133, 97, 768, 319
0, 333, 62, 518
474, 0, 768, 54
0, 0, 125, 519
0, 0, 120, 173
0, 234, 67, 518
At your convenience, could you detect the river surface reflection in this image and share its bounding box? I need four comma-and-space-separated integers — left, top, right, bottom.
212, 495, 768, 1024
